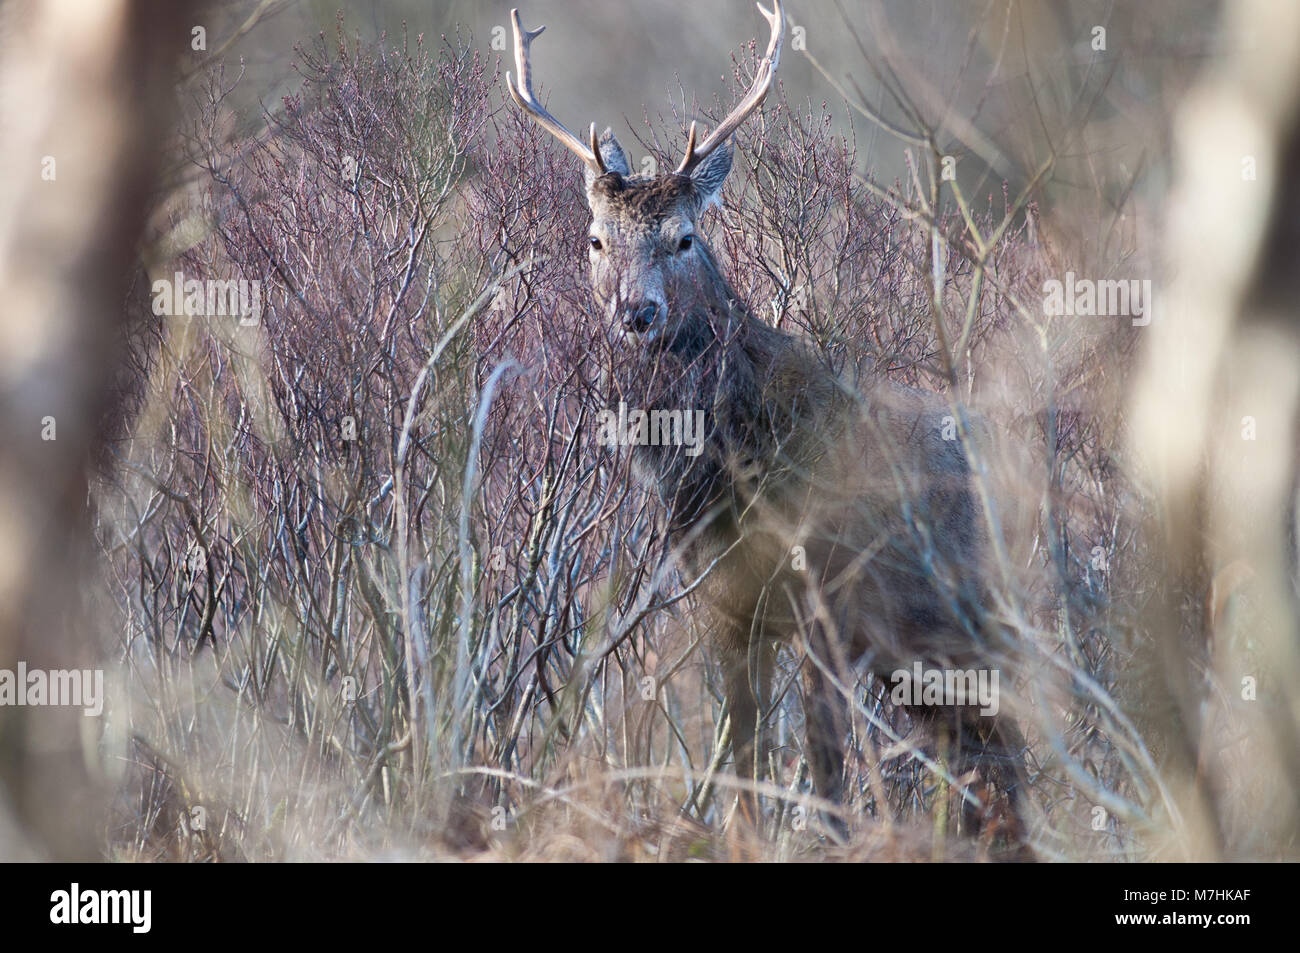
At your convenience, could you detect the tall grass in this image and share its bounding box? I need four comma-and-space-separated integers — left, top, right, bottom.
88, 15, 1275, 862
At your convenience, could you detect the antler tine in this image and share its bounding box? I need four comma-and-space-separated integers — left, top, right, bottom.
675, 0, 785, 175
506, 8, 607, 175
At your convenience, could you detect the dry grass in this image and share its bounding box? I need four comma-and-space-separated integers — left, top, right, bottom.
82, 11, 1294, 862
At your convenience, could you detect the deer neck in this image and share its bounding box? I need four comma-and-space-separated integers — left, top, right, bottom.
614, 268, 840, 551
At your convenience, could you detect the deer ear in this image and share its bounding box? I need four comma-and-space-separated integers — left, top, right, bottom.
597, 129, 632, 175
689, 141, 732, 209
584, 128, 632, 194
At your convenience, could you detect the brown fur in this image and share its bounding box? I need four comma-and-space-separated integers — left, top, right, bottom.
505, 0, 1028, 846
586, 169, 1028, 845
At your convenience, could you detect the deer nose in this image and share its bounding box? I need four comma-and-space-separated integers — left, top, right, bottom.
622, 302, 659, 334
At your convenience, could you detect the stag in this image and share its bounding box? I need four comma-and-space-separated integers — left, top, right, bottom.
507, 1, 1030, 846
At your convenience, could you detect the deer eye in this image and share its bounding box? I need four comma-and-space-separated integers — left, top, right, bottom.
588, 235, 603, 252
677, 234, 694, 252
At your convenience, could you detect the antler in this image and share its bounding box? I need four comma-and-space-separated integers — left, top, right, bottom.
675, 0, 785, 176
505, 8, 607, 176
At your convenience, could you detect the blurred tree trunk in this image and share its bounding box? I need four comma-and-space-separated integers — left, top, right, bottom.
1129, 0, 1300, 859
0, 0, 193, 859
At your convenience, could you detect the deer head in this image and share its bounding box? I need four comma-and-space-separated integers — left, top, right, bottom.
507, 2, 784, 346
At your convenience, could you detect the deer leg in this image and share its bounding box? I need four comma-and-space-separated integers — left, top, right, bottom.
987, 718, 1035, 859
956, 713, 1034, 858
722, 628, 769, 828
801, 626, 850, 840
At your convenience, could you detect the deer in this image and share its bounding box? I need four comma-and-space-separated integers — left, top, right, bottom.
506, 1, 1032, 850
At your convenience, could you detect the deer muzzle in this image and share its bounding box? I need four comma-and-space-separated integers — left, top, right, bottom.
621, 301, 660, 335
